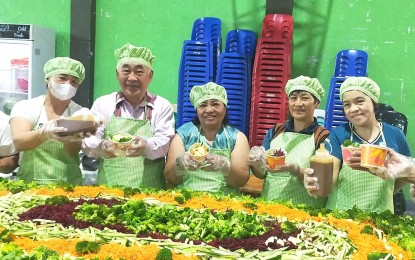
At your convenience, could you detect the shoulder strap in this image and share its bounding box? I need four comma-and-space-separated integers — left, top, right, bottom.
272, 122, 286, 139
114, 92, 156, 119
145, 93, 156, 120
314, 126, 330, 150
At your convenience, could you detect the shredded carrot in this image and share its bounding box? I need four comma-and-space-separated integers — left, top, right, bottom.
30, 185, 124, 198
13, 236, 81, 256
0, 190, 9, 197
12, 236, 198, 259
84, 242, 198, 260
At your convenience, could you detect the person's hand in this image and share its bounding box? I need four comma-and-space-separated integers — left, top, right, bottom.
92, 115, 104, 127
201, 154, 230, 175
97, 140, 116, 158
266, 164, 285, 173
126, 136, 147, 157
303, 168, 319, 196
177, 152, 202, 172
249, 146, 267, 174
369, 148, 414, 180
40, 119, 67, 141
55, 133, 83, 143
344, 149, 371, 172
272, 163, 301, 176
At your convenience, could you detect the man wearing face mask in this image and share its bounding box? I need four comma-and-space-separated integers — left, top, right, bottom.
82, 44, 175, 189
9, 57, 86, 184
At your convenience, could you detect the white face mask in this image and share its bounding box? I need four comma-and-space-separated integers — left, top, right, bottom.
49, 81, 77, 100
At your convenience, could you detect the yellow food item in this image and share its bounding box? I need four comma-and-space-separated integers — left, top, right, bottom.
66, 114, 95, 121
190, 144, 209, 156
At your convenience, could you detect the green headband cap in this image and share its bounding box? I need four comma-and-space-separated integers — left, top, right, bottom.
285, 75, 325, 101
44, 57, 85, 83
340, 77, 380, 103
114, 44, 155, 70
190, 82, 228, 108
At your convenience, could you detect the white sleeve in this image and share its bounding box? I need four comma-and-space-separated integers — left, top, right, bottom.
0, 112, 17, 156
10, 96, 43, 124
144, 97, 175, 160
82, 94, 114, 157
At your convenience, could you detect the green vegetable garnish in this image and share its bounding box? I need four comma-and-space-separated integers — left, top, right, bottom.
75, 241, 101, 254
110, 133, 132, 143
156, 248, 173, 260
242, 202, 258, 210
174, 195, 186, 204
361, 225, 374, 235
342, 140, 360, 147
281, 220, 297, 234
33, 245, 60, 258
45, 195, 70, 206
0, 229, 13, 243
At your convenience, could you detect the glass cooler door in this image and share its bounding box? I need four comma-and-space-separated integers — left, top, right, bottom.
0, 40, 30, 115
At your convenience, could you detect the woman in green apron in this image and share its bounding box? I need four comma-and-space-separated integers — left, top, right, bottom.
10, 57, 86, 185
249, 76, 329, 208
164, 82, 250, 195
304, 77, 412, 213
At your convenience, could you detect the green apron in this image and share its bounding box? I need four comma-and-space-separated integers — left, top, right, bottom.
326, 123, 394, 213
17, 104, 81, 185
262, 132, 327, 208
177, 127, 238, 195
97, 100, 166, 189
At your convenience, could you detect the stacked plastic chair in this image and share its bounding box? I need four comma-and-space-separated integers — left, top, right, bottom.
324, 49, 369, 130
248, 14, 294, 147
215, 29, 256, 136
177, 17, 222, 127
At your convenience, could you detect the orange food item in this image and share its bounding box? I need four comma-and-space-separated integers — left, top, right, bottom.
266, 148, 286, 169
360, 144, 387, 168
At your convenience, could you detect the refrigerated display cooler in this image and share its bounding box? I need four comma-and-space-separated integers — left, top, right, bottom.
0, 23, 55, 114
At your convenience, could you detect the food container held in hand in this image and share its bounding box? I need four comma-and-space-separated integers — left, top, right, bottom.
56, 114, 97, 136
341, 145, 360, 163
266, 148, 287, 170
110, 133, 133, 153
189, 143, 210, 162
360, 144, 388, 169
341, 140, 360, 163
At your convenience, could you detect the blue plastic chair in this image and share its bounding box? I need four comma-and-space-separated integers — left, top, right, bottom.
225, 29, 257, 58
191, 17, 222, 82
324, 77, 348, 130
333, 49, 368, 77
325, 50, 369, 130
215, 52, 252, 135
177, 41, 212, 127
